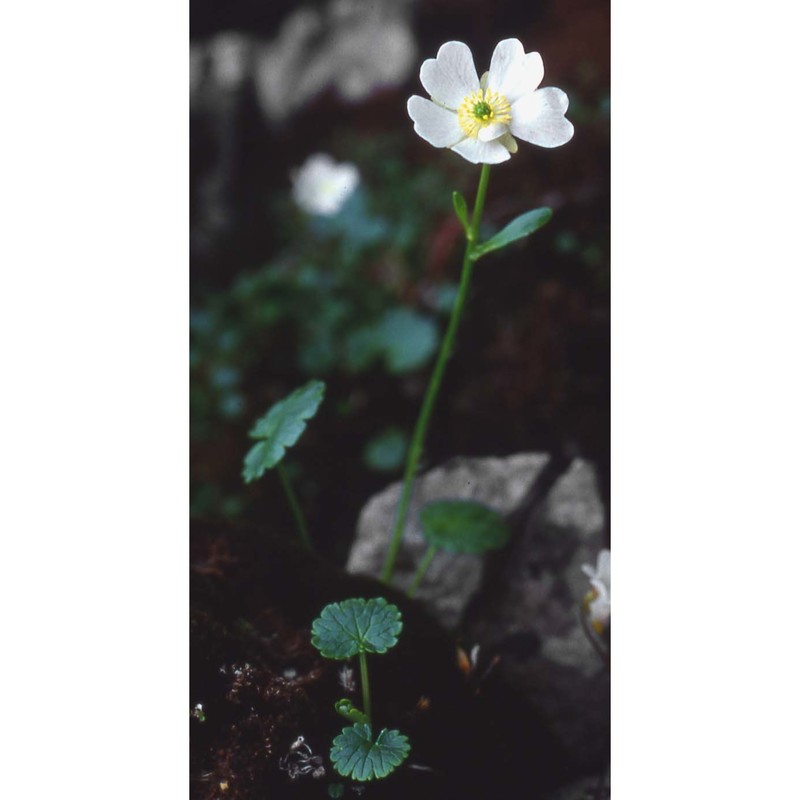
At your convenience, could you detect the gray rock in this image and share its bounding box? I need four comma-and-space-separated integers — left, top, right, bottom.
463, 457, 609, 774
253, 0, 416, 121
346, 452, 551, 628
348, 452, 610, 776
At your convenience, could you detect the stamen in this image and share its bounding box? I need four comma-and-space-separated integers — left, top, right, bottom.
457, 88, 512, 138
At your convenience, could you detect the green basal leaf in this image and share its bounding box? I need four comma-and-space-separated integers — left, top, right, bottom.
432, 282, 458, 313
242, 380, 326, 482
327, 784, 345, 799
335, 698, 369, 725
419, 500, 511, 554
242, 441, 271, 484
378, 309, 438, 374
452, 190, 470, 232
363, 428, 408, 472
344, 326, 382, 373
344, 310, 439, 375
311, 597, 402, 659
473, 207, 553, 259
330, 724, 410, 781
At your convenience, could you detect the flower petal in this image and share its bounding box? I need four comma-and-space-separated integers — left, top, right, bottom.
519, 52, 545, 97
488, 41, 544, 104
487, 39, 523, 93
420, 41, 479, 110
477, 121, 509, 142
498, 132, 519, 154
589, 578, 608, 600
292, 154, 360, 216
596, 549, 610, 587
510, 87, 574, 148
588, 593, 610, 626
407, 95, 464, 147
450, 136, 511, 165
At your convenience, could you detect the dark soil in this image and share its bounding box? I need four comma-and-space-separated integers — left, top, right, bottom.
191, 518, 572, 799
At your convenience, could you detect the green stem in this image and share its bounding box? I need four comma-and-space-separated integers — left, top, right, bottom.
407, 544, 438, 597
380, 164, 491, 584
359, 651, 372, 727
469, 163, 492, 242
276, 462, 312, 552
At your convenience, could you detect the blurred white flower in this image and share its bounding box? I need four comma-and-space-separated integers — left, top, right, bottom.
407, 39, 574, 165
581, 548, 610, 633
291, 154, 360, 217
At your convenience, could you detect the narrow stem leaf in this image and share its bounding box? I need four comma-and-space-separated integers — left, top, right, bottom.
473, 207, 552, 259
452, 190, 470, 233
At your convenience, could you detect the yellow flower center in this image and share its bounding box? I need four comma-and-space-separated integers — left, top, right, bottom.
457, 88, 512, 138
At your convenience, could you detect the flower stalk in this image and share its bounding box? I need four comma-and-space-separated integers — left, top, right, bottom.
380, 164, 491, 583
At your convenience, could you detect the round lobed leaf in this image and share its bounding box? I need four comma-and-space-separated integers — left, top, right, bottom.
343, 310, 439, 375
419, 500, 511, 554
242, 380, 326, 481
378, 308, 438, 374
363, 428, 408, 473
330, 724, 410, 781
335, 698, 368, 725
311, 598, 403, 659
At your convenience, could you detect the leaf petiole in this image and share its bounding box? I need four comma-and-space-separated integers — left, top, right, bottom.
277, 462, 313, 552
359, 650, 372, 727
407, 544, 437, 598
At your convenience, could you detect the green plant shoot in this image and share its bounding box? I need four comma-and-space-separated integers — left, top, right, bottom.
408, 499, 511, 596
380, 163, 552, 584
310, 598, 409, 781
242, 379, 326, 551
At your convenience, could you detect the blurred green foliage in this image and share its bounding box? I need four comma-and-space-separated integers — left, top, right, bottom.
362, 427, 408, 473
242, 380, 326, 482
191, 140, 456, 517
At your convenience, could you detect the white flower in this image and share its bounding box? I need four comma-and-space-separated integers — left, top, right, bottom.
581, 548, 610, 633
291, 154, 360, 216
407, 39, 573, 165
